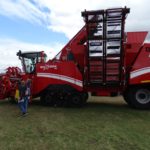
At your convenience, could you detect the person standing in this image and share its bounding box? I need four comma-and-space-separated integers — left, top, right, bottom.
24, 79, 31, 114
18, 80, 27, 116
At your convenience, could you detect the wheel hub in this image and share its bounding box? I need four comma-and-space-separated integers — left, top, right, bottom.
136, 89, 150, 104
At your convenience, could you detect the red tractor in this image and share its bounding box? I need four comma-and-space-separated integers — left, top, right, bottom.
0, 7, 150, 109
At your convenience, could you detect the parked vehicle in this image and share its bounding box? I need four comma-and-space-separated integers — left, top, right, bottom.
0, 7, 149, 109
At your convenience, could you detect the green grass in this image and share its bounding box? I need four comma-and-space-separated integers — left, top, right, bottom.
0, 96, 150, 150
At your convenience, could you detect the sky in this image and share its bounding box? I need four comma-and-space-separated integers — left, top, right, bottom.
0, 0, 150, 72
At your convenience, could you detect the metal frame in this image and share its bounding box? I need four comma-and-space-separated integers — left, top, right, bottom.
82, 7, 130, 86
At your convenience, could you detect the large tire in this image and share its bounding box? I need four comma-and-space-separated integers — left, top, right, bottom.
54, 94, 64, 107
69, 92, 87, 107
123, 90, 134, 107
126, 86, 150, 109
40, 91, 54, 106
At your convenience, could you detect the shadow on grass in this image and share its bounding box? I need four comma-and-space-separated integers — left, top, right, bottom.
87, 101, 129, 109
0, 99, 13, 106
28, 98, 132, 112
0, 98, 136, 112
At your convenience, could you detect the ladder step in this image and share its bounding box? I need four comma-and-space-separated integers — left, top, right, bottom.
107, 63, 119, 67
106, 74, 119, 77
89, 42, 102, 46
107, 13, 122, 16
107, 18, 122, 22
107, 39, 121, 42
90, 78, 103, 81
107, 30, 121, 34
90, 65, 102, 68
89, 57, 103, 60
107, 16, 122, 19
89, 36, 122, 40
107, 54, 120, 57
88, 36, 103, 40
89, 50, 102, 53
107, 68, 119, 70
90, 64, 102, 67
107, 23, 121, 27
106, 37, 122, 40
89, 60, 103, 63
90, 71, 102, 74
107, 9, 125, 13
107, 21, 122, 24
107, 59, 120, 63
107, 46, 120, 49
90, 76, 102, 78
90, 75, 103, 78
107, 35, 121, 38
107, 8, 130, 13
90, 74, 103, 77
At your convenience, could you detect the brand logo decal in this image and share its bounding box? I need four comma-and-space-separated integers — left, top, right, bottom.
40, 65, 57, 70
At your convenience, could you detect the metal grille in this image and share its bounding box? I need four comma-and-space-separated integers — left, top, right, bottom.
82, 7, 130, 86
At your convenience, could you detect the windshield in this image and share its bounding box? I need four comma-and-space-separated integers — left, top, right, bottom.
23, 57, 36, 73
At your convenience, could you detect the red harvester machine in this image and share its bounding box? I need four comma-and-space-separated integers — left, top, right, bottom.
0, 7, 150, 109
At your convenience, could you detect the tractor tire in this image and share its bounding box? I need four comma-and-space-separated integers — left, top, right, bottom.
70, 92, 87, 107
54, 96, 64, 107
127, 87, 150, 109
123, 90, 134, 107
40, 91, 54, 106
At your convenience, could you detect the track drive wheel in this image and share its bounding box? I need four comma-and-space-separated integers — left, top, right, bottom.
40, 91, 54, 106
70, 92, 87, 107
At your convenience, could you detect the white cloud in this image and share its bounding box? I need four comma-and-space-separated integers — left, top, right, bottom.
0, 38, 64, 71
35, 0, 150, 38
0, 0, 150, 39
0, 0, 50, 26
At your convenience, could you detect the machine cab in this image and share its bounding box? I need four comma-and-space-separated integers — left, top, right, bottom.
17, 50, 47, 74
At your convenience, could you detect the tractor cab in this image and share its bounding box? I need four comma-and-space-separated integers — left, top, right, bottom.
17, 50, 47, 74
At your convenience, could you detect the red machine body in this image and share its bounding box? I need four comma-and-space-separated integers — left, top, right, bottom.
0, 67, 21, 99
0, 7, 149, 109
125, 32, 150, 85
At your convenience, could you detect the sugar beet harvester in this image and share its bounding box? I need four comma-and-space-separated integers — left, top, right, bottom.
0, 7, 150, 109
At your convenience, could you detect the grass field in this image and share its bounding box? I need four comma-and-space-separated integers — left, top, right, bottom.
0, 96, 150, 150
